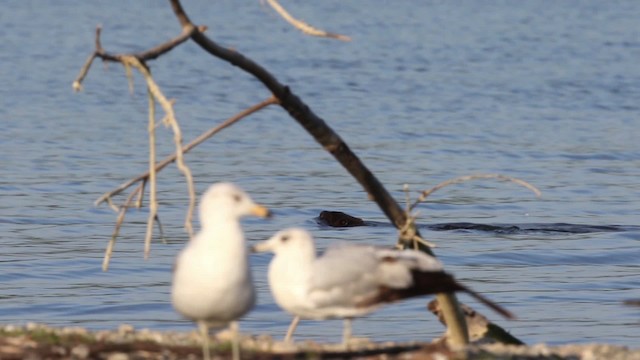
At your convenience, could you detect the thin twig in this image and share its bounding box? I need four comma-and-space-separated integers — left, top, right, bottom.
403, 184, 411, 214
94, 97, 278, 206
136, 179, 147, 208
105, 197, 119, 213
264, 0, 351, 41
410, 173, 542, 211
144, 81, 159, 259
72, 52, 97, 92
398, 184, 437, 249
102, 184, 143, 271
155, 214, 168, 244
124, 61, 135, 94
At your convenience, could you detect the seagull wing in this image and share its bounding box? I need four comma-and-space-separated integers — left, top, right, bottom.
307, 243, 381, 308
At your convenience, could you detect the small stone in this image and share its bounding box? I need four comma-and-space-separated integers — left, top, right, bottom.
256, 334, 273, 342
23, 352, 41, 360
3, 324, 18, 332
106, 352, 130, 360
138, 328, 164, 343
0, 344, 22, 356
433, 353, 449, 360
133, 350, 155, 359
71, 344, 91, 359
52, 345, 67, 356
215, 328, 234, 341
118, 324, 135, 335
346, 336, 373, 347
271, 341, 298, 353
6, 337, 27, 346
62, 326, 88, 336
94, 330, 109, 342
19, 338, 38, 349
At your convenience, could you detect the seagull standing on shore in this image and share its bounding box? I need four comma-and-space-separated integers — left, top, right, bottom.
252, 228, 514, 344
172, 182, 271, 360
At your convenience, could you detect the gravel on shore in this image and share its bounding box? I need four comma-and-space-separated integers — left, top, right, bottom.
1, 323, 638, 360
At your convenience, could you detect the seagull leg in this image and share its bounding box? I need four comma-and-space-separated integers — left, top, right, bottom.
284, 316, 300, 342
342, 318, 353, 348
230, 321, 240, 360
198, 321, 211, 360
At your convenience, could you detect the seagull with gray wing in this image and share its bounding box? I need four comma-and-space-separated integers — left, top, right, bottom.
252, 227, 514, 345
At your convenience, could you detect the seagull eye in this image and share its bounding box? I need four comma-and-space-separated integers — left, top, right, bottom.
233, 194, 242, 203
280, 235, 290, 242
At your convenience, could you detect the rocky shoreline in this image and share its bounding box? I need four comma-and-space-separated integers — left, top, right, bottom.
1, 323, 639, 360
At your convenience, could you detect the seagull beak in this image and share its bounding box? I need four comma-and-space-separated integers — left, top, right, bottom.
251, 240, 271, 253
251, 204, 272, 218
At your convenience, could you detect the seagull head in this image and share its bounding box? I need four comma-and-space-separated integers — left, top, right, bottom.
199, 182, 271, 225
252, 228, 316, 258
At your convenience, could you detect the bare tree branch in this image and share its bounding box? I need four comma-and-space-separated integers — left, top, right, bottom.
169, 0, 417, 249
118, 55, 196, 252
168, 0, 469, 345
73, 23, 203, 255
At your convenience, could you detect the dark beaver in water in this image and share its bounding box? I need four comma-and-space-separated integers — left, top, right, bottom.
318, 211, 365, 227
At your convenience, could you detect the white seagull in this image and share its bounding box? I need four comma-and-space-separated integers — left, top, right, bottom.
172, 182, 271, 360
252, 228, 514, 344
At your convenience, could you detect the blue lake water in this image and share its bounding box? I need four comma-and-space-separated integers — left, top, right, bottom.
1, 0, 639, 347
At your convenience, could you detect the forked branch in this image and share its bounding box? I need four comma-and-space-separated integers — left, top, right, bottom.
73, 20, 278, 261
73, 25, 204, 92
